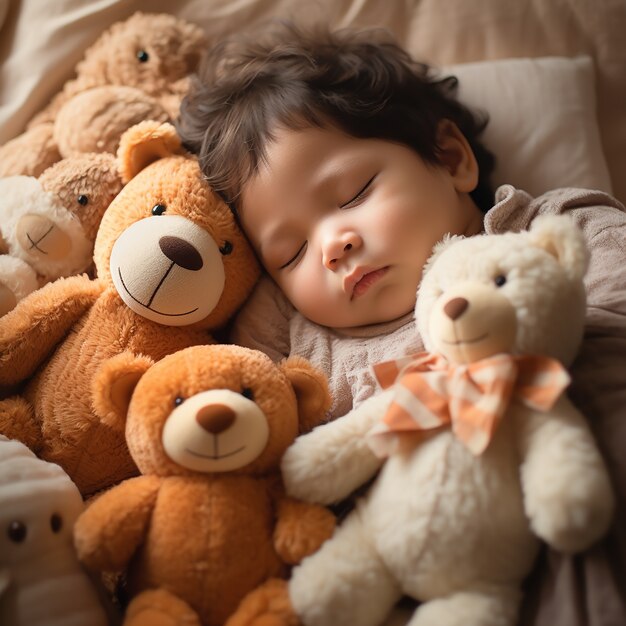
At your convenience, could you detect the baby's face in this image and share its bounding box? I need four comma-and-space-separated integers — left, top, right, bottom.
240, 124, 483, 328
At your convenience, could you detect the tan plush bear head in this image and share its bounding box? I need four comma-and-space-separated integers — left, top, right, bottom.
417, 214, 589, 366
94, 121, 260, 329
0, 153, 123, 281
125, 345, 331, 477
49, 12, 206, 115
0, 12, 207, 180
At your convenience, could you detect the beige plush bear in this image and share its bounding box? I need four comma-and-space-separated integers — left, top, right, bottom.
226, 215, 614, 626
0, 153, 123, 316
0, 12, 206, 177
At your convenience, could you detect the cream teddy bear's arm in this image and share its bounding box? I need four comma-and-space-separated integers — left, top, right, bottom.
0, 274, 103, 386
281, 388, 393, 505
516, 394, 614, 553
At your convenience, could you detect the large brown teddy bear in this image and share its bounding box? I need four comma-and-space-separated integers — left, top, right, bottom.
0, 152, 124, 316
74, 344, 336, 626
0, 121, 260, 497
0, 12, 206, 178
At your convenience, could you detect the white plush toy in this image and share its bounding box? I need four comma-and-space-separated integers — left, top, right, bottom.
0, 436, 110, 626
227, 214, 615, 626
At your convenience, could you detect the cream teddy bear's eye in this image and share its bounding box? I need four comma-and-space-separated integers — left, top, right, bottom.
494, 274, 507, 287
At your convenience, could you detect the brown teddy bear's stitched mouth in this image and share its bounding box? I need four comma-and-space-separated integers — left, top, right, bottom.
116, 266, 199, 317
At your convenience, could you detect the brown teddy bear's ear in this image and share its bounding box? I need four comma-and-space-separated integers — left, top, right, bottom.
280, 356, 332, 433
91, 352, 155, 431
118, 121, 184, 183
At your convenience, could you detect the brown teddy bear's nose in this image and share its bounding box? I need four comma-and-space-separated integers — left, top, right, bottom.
196, 404, 236, 434
159, 236, 203, 271
444, 297, 469, 320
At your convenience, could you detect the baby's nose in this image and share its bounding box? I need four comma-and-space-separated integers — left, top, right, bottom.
323, 232, 361, 269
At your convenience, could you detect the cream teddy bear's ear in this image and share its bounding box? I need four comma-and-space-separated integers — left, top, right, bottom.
528, 214, 589, 282
117, 121, 184, 183
419, 233, 465, 283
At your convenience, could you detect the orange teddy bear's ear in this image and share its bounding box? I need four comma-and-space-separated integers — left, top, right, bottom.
117, 121, 185, 183
280, 356, 331, 434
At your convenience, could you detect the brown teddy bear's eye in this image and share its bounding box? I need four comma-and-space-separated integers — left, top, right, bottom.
77, 194, 89, 205
137, 50, 149, 63
7, 520, 27, 543
494, 274, 507, 287
152, 204, 166, 216
219, 241, 233, 255
50, 514, 63, 533
241, 387, 254, 401
174, 396, 185, 407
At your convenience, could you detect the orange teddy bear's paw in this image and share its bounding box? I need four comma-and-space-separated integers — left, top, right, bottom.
124, 588, 201, 626
225, 579, 300, 626
275, 503, 336, 565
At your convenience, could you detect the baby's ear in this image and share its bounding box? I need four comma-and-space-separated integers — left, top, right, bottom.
528, 214, 589, 282
117, 121, 184, 183
280, 356, 331, 433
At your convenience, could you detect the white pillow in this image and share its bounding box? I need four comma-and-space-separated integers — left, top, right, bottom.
444, 56, 613, 197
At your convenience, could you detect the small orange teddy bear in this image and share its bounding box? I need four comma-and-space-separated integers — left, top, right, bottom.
74, 344, 336, 626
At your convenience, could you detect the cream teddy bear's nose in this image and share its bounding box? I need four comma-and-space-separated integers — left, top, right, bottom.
443, 297, 469, 320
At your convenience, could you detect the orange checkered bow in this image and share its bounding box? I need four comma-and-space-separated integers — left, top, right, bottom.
368, 351, 571, 457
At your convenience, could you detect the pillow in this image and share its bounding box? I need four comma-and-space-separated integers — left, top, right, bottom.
444, 56, 613, 197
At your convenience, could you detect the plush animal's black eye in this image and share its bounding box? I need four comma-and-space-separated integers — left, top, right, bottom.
494, 275, 507, 287
241, 387, 254, 401
50, 514, 63, 533
219, 241, 233, 255
8, 521, 26, 543
77, 194, 89, 206
174, 396, 185, 407
137, 50, 149, 63
152, 204, 166, 216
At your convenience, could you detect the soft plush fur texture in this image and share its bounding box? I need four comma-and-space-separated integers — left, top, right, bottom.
0, 121, 260, 496
74, 345, 335, 626
0, 153, 123, 316
0, 12, 205, 178
226, 215, 614, 626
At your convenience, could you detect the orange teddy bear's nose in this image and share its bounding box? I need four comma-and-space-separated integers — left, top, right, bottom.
195, 404, 236, 434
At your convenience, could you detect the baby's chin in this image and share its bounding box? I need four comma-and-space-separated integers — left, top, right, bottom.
308, 303, 416, 332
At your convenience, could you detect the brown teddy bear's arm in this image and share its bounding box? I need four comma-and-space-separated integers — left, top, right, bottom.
272, 494, 336, 565
74, 475, 161, 573
0, 274, 104, 386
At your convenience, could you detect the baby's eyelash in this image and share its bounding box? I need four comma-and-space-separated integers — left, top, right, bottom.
279, 242, 307, 269
340, 175, 376, 208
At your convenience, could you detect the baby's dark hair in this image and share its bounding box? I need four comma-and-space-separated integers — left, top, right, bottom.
178, 22, 496, 213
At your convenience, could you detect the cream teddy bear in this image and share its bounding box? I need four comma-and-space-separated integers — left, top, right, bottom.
226, 214, 614, 626
0, 153, 123, 316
